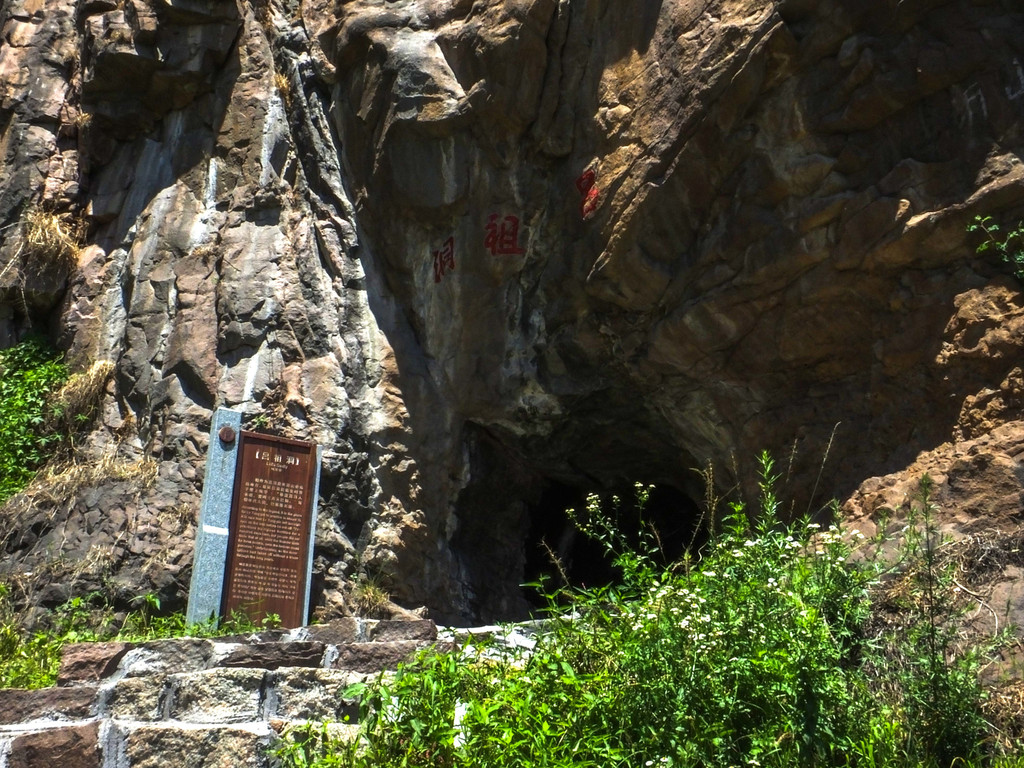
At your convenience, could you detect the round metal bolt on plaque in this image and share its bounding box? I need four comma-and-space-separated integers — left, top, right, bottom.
219, 426, 237, 444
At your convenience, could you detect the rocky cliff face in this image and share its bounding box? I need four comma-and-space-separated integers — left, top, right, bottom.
1, 0, 1023, 624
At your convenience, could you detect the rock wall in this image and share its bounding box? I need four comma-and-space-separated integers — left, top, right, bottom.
1, 0, 1023, 624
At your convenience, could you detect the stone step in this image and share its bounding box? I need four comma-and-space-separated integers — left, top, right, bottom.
104, 666, 362, 723
57, 618, 440, 685
0, 618, 442, 767
0, 718, 362, 768
1, 721, 103, 768
0, 665, 363, 728
0, 686, 99, 726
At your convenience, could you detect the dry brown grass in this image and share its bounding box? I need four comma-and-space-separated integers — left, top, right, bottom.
0, 444, 159, 622
48, 360, 115, 438
46, 452, 157, 497
22, 207, 85, 269
353, 579, 391, 619
274, 71, 292, 109
190, 243, 218, 262
3, 451, 157, 523
984, 679, 1024, 752
869, 529, 1024, 621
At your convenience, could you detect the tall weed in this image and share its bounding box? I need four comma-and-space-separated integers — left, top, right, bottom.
863, 476, 992, 766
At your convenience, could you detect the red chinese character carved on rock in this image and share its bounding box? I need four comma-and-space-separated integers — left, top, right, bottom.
432, 236, 455, 283
575, 169, 600, 218
484, 214, 525, 255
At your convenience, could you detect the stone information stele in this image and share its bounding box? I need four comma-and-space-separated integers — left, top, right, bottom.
187, 408, 321, 629
221, 431, 321, 628
186, 408, 243, 627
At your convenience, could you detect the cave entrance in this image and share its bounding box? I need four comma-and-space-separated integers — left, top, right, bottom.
522, 480, 706, 608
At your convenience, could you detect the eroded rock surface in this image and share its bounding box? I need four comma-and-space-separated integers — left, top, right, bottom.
1, 0, 1023, 624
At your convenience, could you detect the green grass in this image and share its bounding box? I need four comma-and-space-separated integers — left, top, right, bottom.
0, 587, 280, 689
277, 455, 1020, 768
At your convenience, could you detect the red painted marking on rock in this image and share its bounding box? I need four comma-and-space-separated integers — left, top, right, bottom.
432, 236, 455, 283
575, 169, 600, 218
484, 214, 525, 255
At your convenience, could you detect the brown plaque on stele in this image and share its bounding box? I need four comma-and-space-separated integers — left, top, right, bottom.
221, 431, 317, 628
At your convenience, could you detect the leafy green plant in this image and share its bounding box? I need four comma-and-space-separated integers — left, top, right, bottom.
275, 722, 362, 767
0, 337, 68, 503
275, 455, 1016, 768
247, 412, 271, 432
968, 215, 1024, 280
114, 593, 280, 642
0, 586, 106, 689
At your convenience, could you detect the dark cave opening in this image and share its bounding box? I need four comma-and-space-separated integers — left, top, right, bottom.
522, 480, 706, 607
448, 426, 713, 623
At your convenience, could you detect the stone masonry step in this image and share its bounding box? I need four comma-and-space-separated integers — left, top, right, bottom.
0, 719, 362, 768
0, 618, 441, 768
